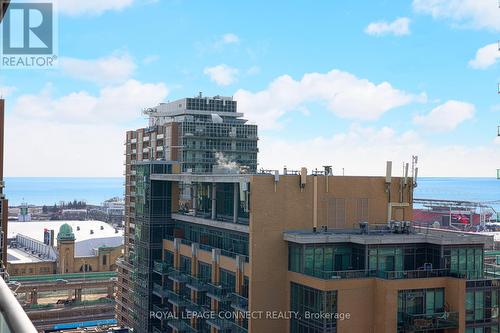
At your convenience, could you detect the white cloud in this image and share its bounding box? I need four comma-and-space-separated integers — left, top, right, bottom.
143, 55, 160, 65
11, 80, 168, 124
58, 0, 135, 16
235, 69, 424, 129
60, 53, 136, 84
204, 64, 239, 86
365, 17, 411, 36
413, 100, 475, 132
5, 119, 126, 177
5, 80, 168, 176
413, 0, 500, 31
260, 124, 500, 177
246, 66, 261, 76
222, 33, 240, 44
469, 43, 500, 69
491, 104, 500, 113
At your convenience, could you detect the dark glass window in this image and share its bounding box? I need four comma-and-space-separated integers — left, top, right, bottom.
290, 283, 337, 333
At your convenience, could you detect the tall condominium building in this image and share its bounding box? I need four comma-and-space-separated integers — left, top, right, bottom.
116, 95, 258, 332
144, 94, 258, 174
117, 95, 499, 333
0, 99, 8, 274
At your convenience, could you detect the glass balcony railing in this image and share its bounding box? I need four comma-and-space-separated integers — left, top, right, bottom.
152, 303, 170, 313
152, 283, 169, 298
165, 290, 190, 307
186, 275, 210, 292
229, 293, 248, 312
0, 276, 37, 333
298, 268, 481, 281
168, 268, 189, 283
206, 317, 234, 331
381, 269, 463, 280
185, 298, 209, 313
306, 269, 376, 279
206, 283, 231, 301
231, 322, 248, 333
400, 312, 459, 331
153, 261, 170, 275
167, 319, 197, 333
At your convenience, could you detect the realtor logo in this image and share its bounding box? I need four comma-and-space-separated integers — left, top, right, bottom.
0, 0, 57, 68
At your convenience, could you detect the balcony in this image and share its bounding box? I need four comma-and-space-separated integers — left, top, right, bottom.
207, 317, 234, 331
185, 298, 209, 313
231, 322, 248, 333
186, 276, 209, 292
206, 283, 231, 302
152, 283, 169, 298
153, 261, 170, 275
152, 303, 170, 313
167, 319, 197, 333
400, 312, 459, 331
0, 276, 37, 333
298, 268, 470, 281
168, 269, 189, 284
382, 269, 466, 280
165, 290, 189, 307
229, 293, 248, 312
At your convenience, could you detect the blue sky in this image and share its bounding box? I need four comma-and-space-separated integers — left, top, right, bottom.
2, 0, 500, 177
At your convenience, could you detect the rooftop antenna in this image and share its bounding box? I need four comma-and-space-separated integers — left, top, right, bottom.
411, 155, 418, 187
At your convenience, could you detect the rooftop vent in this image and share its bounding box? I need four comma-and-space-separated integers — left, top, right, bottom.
359, 222, 369, 234
90, 229, 94, 235
100, 226, 104, 230
77, 226, 80, 231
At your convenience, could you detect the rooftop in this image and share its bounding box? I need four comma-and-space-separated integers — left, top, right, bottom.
284, 225, 494, 246
7, 220, 124, 258
7, 220, 123, 243
7, 248, 55, 264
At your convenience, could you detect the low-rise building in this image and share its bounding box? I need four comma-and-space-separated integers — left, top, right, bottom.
6, 220, 123, 276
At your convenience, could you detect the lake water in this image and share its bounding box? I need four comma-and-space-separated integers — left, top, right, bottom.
3, 177, 500, 207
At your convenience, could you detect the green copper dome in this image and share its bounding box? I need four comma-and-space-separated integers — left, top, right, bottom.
57, 223, 75, 241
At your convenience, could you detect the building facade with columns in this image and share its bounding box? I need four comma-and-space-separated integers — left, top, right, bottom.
6, 221, 123, 276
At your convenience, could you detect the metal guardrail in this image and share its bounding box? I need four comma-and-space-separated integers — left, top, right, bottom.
8, 271, 117, 282
402, 312, 459, 330
301, 268, 488, 281
0, 276, 37, 333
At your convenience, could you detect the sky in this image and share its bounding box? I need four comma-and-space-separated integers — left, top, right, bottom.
2, 0, 500, 177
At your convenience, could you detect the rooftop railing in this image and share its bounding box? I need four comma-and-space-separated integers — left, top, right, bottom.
0, 276, 37, 333
299, 268, 478, 280
400, 312, 459, 331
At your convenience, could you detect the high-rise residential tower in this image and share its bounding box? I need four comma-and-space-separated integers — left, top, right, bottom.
116, 95, 258, 332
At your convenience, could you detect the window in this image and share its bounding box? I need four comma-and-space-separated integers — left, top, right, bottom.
102, 255, 107, 266
290, 283, 337, 333
398, 288, 445, 330
219, 268, 236, 292
180, 255, 191, 275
